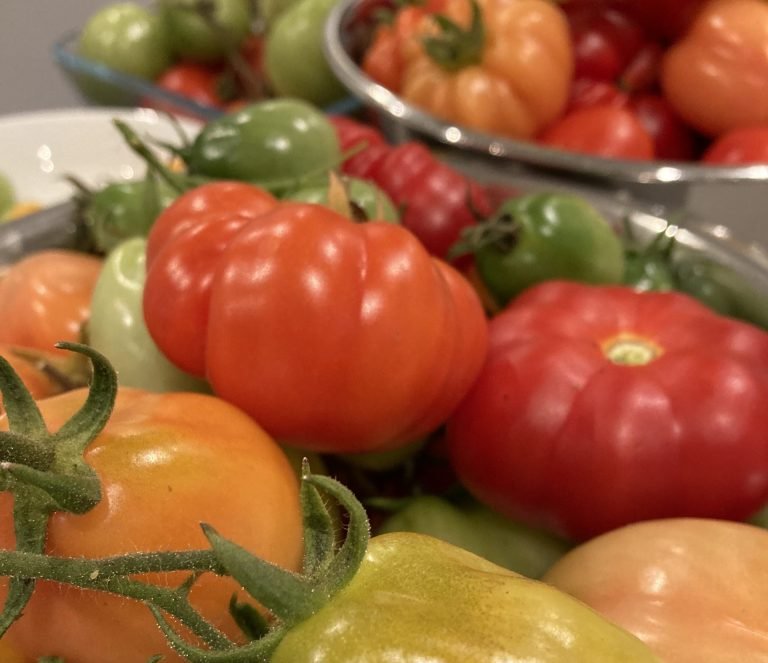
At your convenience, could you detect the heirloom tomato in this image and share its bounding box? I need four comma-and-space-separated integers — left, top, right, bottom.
448, 280, 768, 540
661, 0, 768, 136
144, 200, 488, 453
0, 250, 102, 355
0, 387, 304, 663
545, 518, 768, 662
396, 0, 573, 139
271, 532, 658, 662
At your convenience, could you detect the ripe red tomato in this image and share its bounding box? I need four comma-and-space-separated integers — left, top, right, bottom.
0, 387, 304, 663
150, 61, 231, 117
0, 251, 103, 355
447, 280, 768, 540
144, 199, 488, 453
538, 105, 655, 160
702, 125, 768, 164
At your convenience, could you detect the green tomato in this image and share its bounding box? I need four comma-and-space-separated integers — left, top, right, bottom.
185, 98, 341, 192
264, 0, 348, 107
159, 0, 253, 63
271, 532, 660, 662
0, 172, 16, 220
88, 237, 210, 393
377, 495, 572, 578
472, 192, 626, 306
259, 0, 302, 24
76, 3, 172, 105
285, 176, 400, 223
85, 176, 178, 254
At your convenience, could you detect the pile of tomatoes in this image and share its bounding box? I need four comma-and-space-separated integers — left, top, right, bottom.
2, 97, 768, 661
361, 0, 768, 163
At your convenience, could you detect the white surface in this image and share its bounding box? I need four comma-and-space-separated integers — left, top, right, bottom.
0, 107, 201, 206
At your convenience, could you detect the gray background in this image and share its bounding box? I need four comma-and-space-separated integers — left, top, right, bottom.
1, 0, 766, 248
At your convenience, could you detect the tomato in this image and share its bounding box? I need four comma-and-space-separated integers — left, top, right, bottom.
76, 3, 172, 104
661, 0, 768, 137
263, 0, 348, 107
563, 3, 650, 82
150, 61, 233, 117
159, 0, 253, 63
545, 518, 768, 662
83, 176, 179, 253
466, 192, 625, 306
184, 98, 341, 192
0, 639, 26, 663
447, 280, 768, 540
143, 200, 488, 453
377, 495, 572, 578
271, 532, 658, 661
539, 105, 655, 160
395, 0, 574, 139
0, 386, 304, 663
627, 93, 697, 161
88, 237, 211, 393
0, 251, 103, 355
702, 125, 768, 164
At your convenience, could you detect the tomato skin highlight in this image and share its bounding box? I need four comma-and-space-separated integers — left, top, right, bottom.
447, 280, 768, 540
0, 387, 304, 663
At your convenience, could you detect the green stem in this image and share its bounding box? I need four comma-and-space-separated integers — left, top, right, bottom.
423, 0, 485, 72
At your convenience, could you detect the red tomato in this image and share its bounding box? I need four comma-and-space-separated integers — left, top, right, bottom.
563, 3, 650, 82
702, 125, 768, 164
0, 250, 103, 355
151, 62, 231, 117
628, 93, 697, 161
545, 518, 768, 662
0, 387, 304, 663
447, 280, 768, 540
568, 78, 629, 111
144, 199, 488, 454
539, 105, 655, 160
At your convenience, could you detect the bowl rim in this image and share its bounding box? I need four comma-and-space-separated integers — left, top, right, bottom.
323, 0, 768, 187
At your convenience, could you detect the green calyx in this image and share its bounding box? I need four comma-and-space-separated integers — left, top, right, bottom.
449, 208, 522, 260
0, 342, 116, 636
423, 0, 485, 72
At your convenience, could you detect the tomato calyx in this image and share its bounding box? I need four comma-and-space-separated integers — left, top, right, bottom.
423, 0, 485, 71
448, 208, 520, 260
601, 333, 662, 365
0, 342, 115, 635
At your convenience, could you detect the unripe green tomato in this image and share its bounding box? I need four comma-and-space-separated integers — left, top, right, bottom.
264, 0, 348, 107
185, 98, 341, 192
378, 495, 571, 578
160, 0, 253, 63
88, 237, 210, 393
285, 176, 400, 223
76, 3, 172, 105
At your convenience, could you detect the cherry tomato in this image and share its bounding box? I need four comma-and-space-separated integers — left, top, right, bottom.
628, 93, 697, 161
0, 387, 304, 663
0, 251, 103, 355
151, 62, 232, 116
539, 105, 655, 160
702, 125, 768, 165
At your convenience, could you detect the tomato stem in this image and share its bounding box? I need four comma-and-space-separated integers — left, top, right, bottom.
423, 0, 485, 72
602, 335, 662, 365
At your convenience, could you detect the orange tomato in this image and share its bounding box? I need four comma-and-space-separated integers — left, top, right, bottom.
398, 0, 573, 139
661, 0, 768, 136
0, 387, 304, 663
0, 250, 102, 355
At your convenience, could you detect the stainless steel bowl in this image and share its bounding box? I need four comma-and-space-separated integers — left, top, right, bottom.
323, 0, 768, 246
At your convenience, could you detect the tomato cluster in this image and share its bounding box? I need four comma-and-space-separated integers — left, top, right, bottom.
361, 0, 768, 164
75, 0, 349, 118
3, 99, 768, 661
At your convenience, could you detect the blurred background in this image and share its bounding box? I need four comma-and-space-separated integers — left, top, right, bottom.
1, 1, 105, 115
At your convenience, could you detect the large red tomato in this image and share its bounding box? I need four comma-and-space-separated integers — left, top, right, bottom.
144, 197, 488, 453
0, 387, 304, 663
447, 280, 768, 540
